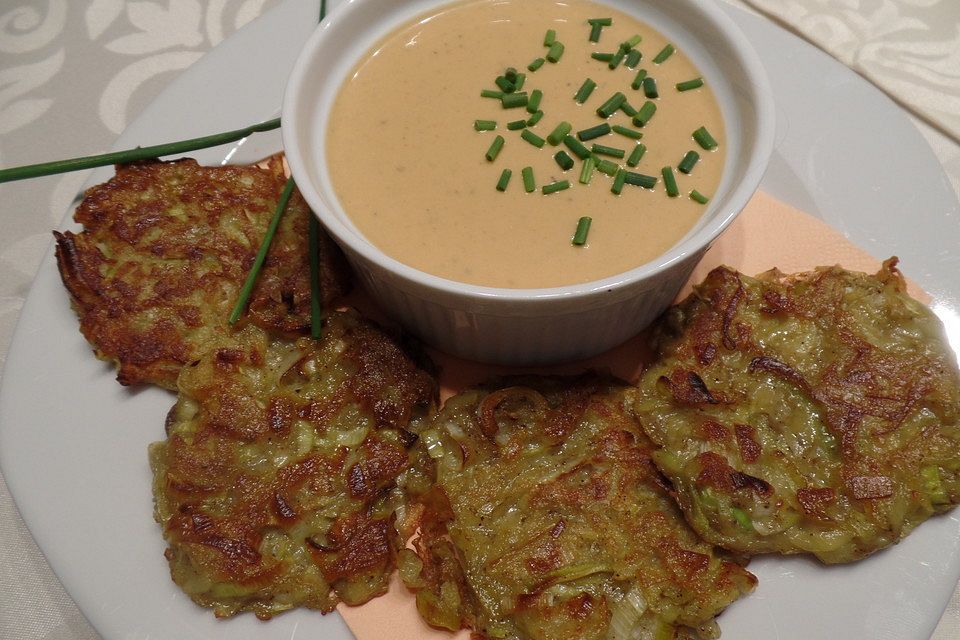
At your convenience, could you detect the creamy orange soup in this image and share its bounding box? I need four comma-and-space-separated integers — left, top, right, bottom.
327, 0, 725, 288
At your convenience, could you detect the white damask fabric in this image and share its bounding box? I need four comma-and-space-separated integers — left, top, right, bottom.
0, 1, 957, 640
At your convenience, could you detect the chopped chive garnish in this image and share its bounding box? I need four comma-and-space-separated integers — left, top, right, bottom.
632, 101, 657, 126
678, 150, 700, 174
624, 34, 643, 48
495, 75, 515, 93
527, 110, 545, 126
690, 189, 710, 204
611, 168, 628, 195
513, 73, 526, 91
554, 150, 575, 171
481, 88, 504, 99
528, 57, 546, 72
662, 166, 679, 196
546, 41, 565, 63
474, 119, 497, 131
594, 157, 619, 176
596, 92, 626, 118
630, 68, 648, 90
642, 76, 659, 99
522, 166, 536, 192
676, 77, 704, 92
547, 121, 573, 145
625, 171, 657, 188
591, 143, 625, 158
653, 43, 675, 64
626, 143, 647, 167
527, 89, 543, 113
591, 52, 614, 62
588, 17, 613, 26
486, 135, 505, 161
577, 122, 611, 141
574, 78, 597, 103
612, 124, 643, 140
229, 176, 295, 325
563, 135, 592, 159
625, 49, 642, 68
501, 92, 529, 109
572, 216, 592, 245
505, 67, 519, 82
544, 29, 556, 46
521, 129, 546, 148
507, 119, 527, 130
542, 180, 571, 195
608, 49, 625, 69
496, 168, 513, 192
579, 156, 596, 184
589, 23, 603, 42
693, 126, 719, 150
619, 100, 638, 117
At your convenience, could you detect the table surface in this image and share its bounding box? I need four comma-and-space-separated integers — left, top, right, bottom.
1, 1, 958, 639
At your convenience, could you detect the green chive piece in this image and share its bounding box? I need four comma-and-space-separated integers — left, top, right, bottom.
574, 78, 597, 103
521, 129, 546, 148
307, 215, 323, 339
662, 166, 679, 197
591, 143, 625, 158
690, 189, 710, 204
572, 216, 592, 245
527, 110, 545, 126
632, 101, 657, 126
522, 166, 536, 193
693, 126, 719, 150
630, 68, 648, 90
653, 43, 675, 64
0, 117, 283, 184
611, 168, 628, 195
591, 52, 614, 62
589, 23, 603, 42
528, 57, 546, 72
504, 67, 519, 82
626, 143, 647, 167
513, 73, 526, 91
486, 135, 505, 161
496, 168, 513, 192
596, 92, 626, 118
625, 171, 657, 188
474, 119, 497, 131
577, 122, 611, 141
544, 29, 557, 46
547, 121, 573, 146
501, 92, 529, 109
229, 176, 295, 325
507, 119, 527, 130
608, 49, 625, 69
678, 150, 700, 174
554, 150, 575, 171
495, 75, 515, 93
546, 41, 565, 63
619, 100, 638, 117
643, 76, 659, 99
563, 135, 592, 159
579, 156, 596, 184
527, 89, 543, 113
542, 180, 571, 195
677, 77, 704, 92
594, 157, 619, 176
612, 124, 643, 140
481, 89, 504, 99
588, 17, 613, 26
625, 49, 642, 68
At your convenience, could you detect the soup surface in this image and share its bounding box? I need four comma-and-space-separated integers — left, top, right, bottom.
327, 0, 725, 288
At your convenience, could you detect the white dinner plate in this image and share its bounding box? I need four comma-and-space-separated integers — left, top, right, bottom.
2, 1, 959, 639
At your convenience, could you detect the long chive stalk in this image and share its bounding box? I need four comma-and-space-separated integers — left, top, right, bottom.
229, 176, 296, 325
0, 118, 281, 184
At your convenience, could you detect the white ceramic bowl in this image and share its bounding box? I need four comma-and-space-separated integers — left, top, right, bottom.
283, 0, 774, 365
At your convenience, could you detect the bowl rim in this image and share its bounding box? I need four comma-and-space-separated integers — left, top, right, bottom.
282, 0, 775, 303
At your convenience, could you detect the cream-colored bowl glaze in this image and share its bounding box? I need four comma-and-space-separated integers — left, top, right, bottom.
283, 0, 774, 365
327, 0, 725, 289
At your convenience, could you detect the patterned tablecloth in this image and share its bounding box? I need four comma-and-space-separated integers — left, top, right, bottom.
1, 1, 958, 638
